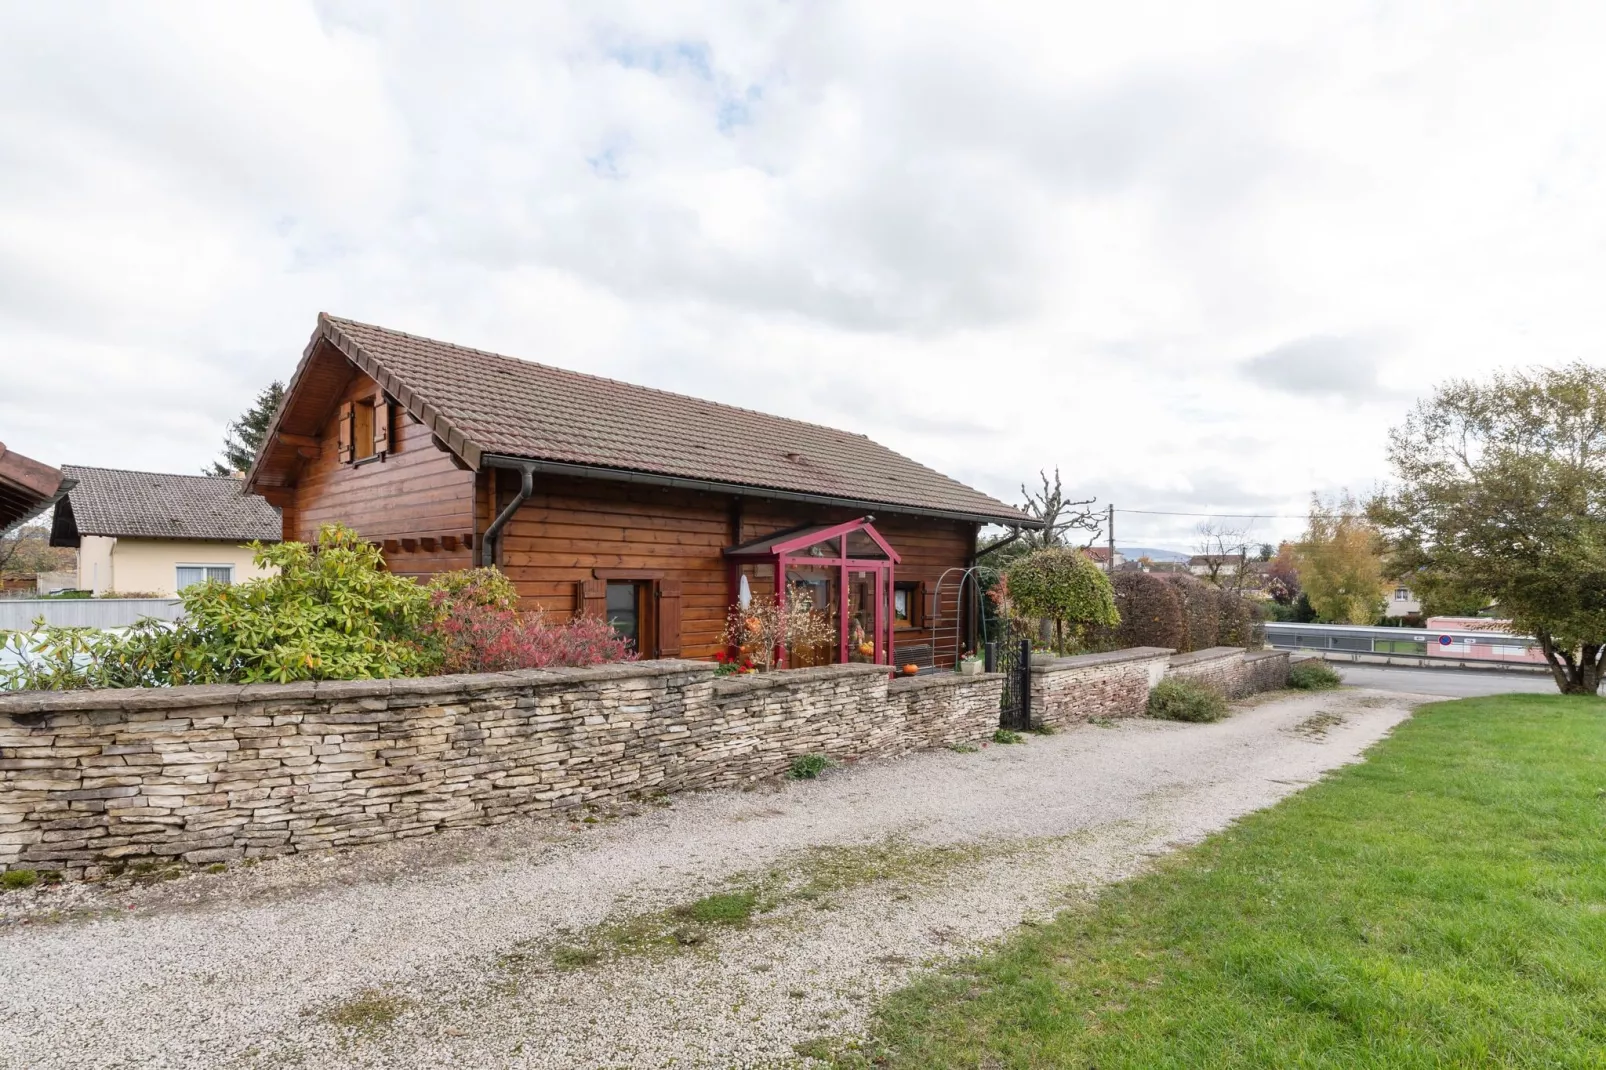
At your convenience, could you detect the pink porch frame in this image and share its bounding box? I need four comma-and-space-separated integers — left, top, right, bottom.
726, 517, 901, 668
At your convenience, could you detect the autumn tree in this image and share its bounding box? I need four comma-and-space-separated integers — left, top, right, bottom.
0, 524, 74, 577
1264, 541, 1301, 605
1003, 547, 1119, 655
1369, 363, 1606, 694
1297, 492, 1385, 624
206, 381, 285, 477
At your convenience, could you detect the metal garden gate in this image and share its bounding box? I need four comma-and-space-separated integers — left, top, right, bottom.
987, 637, 1032, 730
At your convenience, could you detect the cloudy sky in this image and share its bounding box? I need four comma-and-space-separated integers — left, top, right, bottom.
3, 1, 1603, 551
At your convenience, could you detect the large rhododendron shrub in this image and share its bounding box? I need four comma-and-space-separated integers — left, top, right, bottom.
423, 568, 634, 674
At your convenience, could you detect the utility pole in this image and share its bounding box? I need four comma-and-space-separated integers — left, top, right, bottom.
1107, 504, 1115, 576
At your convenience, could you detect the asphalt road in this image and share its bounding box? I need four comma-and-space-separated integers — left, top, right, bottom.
1338, 662, 1558, 698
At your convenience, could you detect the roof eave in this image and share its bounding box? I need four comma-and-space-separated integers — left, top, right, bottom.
479, 453, 1040, 529
244, 315, 485, 494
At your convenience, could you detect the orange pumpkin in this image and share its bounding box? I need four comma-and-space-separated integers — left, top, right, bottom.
901, 663, 919, 675
858, 642, 875, 656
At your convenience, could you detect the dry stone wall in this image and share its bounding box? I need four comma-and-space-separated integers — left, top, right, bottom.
1028, 648, 1173, 728
0, 646, 1291, 882
0, 662, 1002, 880
1167, 647, 1289, 698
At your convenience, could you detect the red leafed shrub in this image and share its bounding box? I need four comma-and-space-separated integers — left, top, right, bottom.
1166, 574, 1221, 653
1214, 587, 1256, 647
1105, 571, 1187, 651
424, 571, 634, 673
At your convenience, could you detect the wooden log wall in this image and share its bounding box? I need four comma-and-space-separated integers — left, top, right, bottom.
492, 472, 975, 663
283, 370, 477, 579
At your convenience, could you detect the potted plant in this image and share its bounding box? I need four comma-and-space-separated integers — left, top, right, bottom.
958, 651, 983, 676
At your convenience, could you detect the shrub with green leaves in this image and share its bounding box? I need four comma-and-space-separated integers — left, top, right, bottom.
1288, 659, 1342, 690
787, 753, 834, 780
1147, 677, 1228, 722
1004, 549, 1120, 655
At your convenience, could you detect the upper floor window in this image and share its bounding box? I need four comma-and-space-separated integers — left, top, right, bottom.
338, 395, 392, 464
1394, 586, 1412, 600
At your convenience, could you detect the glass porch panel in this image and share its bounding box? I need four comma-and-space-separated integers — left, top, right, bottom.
799, 537, 840, 560
847, 569, 878, 663
845, 528, 888, 559
786, 565, 838, 667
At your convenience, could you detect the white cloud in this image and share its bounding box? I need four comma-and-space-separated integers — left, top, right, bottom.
3, 0, 1604, 552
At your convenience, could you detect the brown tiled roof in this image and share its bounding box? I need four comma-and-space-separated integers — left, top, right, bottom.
0, 442, 71, 536
53, 466, 281, 543
261, 314, 1032, 526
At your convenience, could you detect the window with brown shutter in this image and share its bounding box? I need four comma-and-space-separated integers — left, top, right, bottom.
353, 401, 376, 461
336, 402, 355, 463
656, 578, 682, 657
373, 396, 392, 456
577, 579, 607, 619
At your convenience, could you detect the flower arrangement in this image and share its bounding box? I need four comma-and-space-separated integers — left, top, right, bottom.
721, 585, 837, 671
712, 649, 755, 676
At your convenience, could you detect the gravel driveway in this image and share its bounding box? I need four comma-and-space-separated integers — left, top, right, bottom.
0, 687, 1420, 1070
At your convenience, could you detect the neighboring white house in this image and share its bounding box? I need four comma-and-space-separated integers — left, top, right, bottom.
50, 466, 281, 596
1188, 553, 1244, 577
1386, 581, 1422, 618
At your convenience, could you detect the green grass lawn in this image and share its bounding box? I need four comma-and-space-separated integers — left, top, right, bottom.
834, 694, 1606, 1069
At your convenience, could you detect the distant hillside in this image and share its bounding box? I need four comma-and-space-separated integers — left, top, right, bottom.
1119, 546, 1191, 562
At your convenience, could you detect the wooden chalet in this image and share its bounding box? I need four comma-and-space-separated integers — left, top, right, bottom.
244, 315, 1036, 666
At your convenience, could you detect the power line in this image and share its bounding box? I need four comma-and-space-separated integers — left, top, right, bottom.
1115, 508, 1366, 520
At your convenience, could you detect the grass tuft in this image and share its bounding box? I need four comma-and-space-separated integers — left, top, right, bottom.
316, 988, 410, 1035
788, 753, 835, 780
1, 869, 39, 891
990, 729, 1024, 744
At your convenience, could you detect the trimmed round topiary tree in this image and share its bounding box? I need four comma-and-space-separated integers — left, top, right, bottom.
1003, 548, 1121, 655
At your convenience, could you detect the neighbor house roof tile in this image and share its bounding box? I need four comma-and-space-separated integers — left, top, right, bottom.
57, 466, 281, 542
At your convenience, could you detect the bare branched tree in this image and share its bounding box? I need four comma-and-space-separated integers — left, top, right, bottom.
1021, 468, 1102, 550
1193, 520, 1254, 591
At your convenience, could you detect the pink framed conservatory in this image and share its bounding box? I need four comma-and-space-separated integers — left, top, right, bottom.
724, 517, 901, 668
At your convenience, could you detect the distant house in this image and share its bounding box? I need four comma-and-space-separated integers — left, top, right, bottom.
1386, 581, 1422, 618
50, 467, 281, 596
1188, 553, 1245, 577
1081, 546, 1124, 568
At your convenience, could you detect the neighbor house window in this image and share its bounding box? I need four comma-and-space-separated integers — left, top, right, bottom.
176, 565, 233, 590
1394, 586, 1411, 600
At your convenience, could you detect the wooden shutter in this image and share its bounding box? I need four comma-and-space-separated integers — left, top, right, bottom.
912, 581, 928, 629
577, 579, 607, 619
336, 402, 355, 463
373, 397, 392, 456
656, 578, 682, 657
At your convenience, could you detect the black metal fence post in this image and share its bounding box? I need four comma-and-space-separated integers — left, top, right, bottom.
1017, 638, 1032, 730
984, 640, 997, 675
